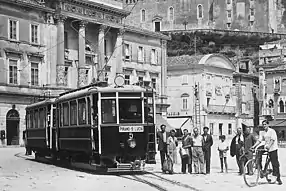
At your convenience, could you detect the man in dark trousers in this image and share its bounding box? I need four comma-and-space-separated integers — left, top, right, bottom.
243, 126, 257, 175
230, 127, 245, 175
202, 126, 213, 174
157, 124, 169, 171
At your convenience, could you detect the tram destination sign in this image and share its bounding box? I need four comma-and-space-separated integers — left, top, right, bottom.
119, 126, 144, 132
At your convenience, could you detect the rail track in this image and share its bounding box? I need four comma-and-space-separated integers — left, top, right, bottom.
15, 152, 201, 191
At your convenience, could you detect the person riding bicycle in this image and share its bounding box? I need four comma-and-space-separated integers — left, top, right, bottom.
250, 120, 283, 185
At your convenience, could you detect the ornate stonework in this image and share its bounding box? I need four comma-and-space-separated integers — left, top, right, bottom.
161, 40, 167, 49
62, 2, 121, 24
99, 25, 108, 33
117, 28, 125, 37
56, 65, 67, 86
79, 20, 88, 28
78, 68, 88, 87
54, 14, 67, 24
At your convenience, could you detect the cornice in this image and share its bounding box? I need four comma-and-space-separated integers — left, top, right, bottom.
123, 25, 170, 40
0, 0, 54, 13
63, 0, 130, 17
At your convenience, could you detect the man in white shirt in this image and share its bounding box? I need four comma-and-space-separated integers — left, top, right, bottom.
251, 120, 282, 185
191, 127, 205, 174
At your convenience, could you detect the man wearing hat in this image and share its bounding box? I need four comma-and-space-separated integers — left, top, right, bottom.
202, 126, 213, 174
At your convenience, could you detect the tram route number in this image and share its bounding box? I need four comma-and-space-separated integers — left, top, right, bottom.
119, 126, 144, 132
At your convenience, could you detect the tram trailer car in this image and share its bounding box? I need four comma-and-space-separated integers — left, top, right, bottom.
25, 84, 157, 172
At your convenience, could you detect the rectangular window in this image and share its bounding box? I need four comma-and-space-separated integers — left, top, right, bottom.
119, 99, 142, 123
209, 123, 214, 135
125, 75, 130, 85
219, 123, 223, 136
227, 10, 231, 18
78, 98, 86, 125
228, 123, 232, 135
70, 101, 77, 125
151, 49, 156, 64
138, 46, 143, 62
138, 76, 143, 86
182, 75, 188, 85
125, 44, 130, 60
30, 24, 39, 44
250, 8, 254, 16
34, 109, 39, 128
182, 98, 188, 110
39, 108, 45, 128
31, 62, 39, 86
9, 19, 18, 40
151, 78, 156, 89
63, 103, 69, 126
9, 59, 18, 84
101, 99, 116, 124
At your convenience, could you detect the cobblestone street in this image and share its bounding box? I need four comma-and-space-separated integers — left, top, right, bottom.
1, 146, 286, 191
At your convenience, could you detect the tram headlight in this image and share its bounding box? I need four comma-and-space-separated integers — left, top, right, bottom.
127, 138, 136, 148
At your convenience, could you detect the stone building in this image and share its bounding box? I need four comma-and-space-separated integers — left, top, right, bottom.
124, 0, 286, 33
0, 0, 169, 146
258, 41, 286, 142
166, 53, 259, 137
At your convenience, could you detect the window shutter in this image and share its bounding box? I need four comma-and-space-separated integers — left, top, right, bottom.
144, 47, 146, 63
130, 44, 132, 61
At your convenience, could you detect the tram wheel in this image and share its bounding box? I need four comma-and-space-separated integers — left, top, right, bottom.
243, 159, 260, 187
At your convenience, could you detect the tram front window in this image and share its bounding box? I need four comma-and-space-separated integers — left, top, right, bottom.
119, 99, 142, 123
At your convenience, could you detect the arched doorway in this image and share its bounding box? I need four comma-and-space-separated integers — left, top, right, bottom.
6, 108, 20, 145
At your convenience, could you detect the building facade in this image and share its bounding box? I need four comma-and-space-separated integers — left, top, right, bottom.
166, 54, 258, 138
124, 0, 286, 33
0, 0, 169, 146
258, 41, 286, 141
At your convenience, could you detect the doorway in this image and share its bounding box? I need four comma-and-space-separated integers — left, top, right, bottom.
6, 109, 20, 145
154, 22, 161, 32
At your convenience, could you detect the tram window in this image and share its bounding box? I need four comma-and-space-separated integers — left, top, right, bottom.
63, 102, 69, 126
70, 101, 77, 125
87, 97, 91, 125
53, 108, 56, 127
59, 104, 63, 127
101, 99, 116, 124
30, 111, 34, 128
78, 98, 86, 125
34, 109, 39, 128
119, 99, 142, 123
39, 108, 45, 128
26, 112, 30, 129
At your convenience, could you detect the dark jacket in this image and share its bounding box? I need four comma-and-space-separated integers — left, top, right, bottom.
182, 134, 192, 148
230, 135, 244, 157
157, 131, 170, 151
202, 134, 213, 151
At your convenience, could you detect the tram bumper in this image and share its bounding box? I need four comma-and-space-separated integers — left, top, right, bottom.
107, 160, 152, 173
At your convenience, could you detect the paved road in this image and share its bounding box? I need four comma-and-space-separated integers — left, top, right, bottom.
0, 147, 286, 191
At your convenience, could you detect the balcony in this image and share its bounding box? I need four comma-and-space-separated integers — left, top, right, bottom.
207, 105, 236, 114
262, 108, 274, 116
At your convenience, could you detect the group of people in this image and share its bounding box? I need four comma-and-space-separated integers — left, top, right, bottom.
157, 124, 213, 174
157, 119, 283, 185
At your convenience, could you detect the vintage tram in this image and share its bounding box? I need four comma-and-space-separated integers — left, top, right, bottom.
25, 81, 157, 172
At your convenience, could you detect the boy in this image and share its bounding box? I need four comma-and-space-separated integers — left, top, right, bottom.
218, 135, 229, 173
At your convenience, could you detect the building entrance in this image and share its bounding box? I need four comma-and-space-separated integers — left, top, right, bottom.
6, 109, 20, 145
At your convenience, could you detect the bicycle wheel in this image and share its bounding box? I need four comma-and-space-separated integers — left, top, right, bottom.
243, 159, 260, 187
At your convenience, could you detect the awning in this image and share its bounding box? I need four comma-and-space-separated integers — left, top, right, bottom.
156, 114, 174, 132
166, 117, 193, 132
268, 120, 286, 127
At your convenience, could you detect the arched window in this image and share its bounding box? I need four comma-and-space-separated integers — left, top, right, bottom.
141, 9, 146, 22
181, 93, 189, 110
169, 7, 174, 21
268, 99, 274, 108
279, 100, 284, 113
197, 4, 203, 19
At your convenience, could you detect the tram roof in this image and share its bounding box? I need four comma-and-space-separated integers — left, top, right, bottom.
26, 98, 56, 110
56, 85, 154, 103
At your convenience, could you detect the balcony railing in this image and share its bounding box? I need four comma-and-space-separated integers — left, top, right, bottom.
262, 108, 274, 116
207, 105, 236, 114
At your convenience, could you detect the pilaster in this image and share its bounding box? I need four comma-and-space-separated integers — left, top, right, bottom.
115, 28, 125, 74
98, 25, 108, 81
56, 65, 67, 86
78, 20, 88, 87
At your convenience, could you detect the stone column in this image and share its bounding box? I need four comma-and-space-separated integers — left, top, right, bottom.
115, 28, 124, 75
78, 20, 88, 87
55, 14, 67, 86
161, 40, 167, 97
98, 25, 107, 81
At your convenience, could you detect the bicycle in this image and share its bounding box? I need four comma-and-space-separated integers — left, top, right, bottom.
243, 146, 276, 187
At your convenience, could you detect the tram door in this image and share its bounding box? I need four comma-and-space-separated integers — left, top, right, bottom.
92, 94, 99, 153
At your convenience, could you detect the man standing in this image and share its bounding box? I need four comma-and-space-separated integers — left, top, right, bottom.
243, 126, 257, 175
157, 124, 169, 171
230, 127, 245, 175
202, 126, 213, 174
192, 127, 205, 174
251, 120, 283, 185
181, 129, 192, 174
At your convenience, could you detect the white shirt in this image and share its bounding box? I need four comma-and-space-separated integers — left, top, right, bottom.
192, 135, 203, 147
162, 132, 167, 143
235, 134, 244, 144
218, 141, 228, 151
259, 128, 278, 152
